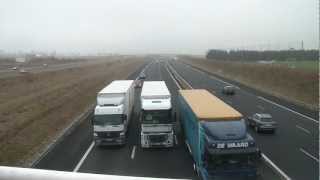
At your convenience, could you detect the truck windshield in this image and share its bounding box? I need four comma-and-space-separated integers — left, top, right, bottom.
94, 114, 123, 126
205, 153, 258, 170
142, 110, 172, 124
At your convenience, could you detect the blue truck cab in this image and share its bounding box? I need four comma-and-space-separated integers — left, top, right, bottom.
178, 89, 260, 180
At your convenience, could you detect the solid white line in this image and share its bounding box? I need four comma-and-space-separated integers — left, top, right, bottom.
165, 65, 182, 90
173, 61, 292, 180
167, 63, 193, 89
185, 141, 192, 154
174, 135, 178, 145
257, 96, 318, 124
296, 125, 311, 134
183, 62, 317, 124
300, 148, 319, 162
131, 146, 136, 159
183, 63, 242, 90
73, 142, 95, 172
261, 153, 291, 180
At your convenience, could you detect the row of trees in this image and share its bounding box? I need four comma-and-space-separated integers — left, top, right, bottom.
206, 49, 318, 61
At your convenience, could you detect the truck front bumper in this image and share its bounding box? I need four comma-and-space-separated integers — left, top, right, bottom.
141, 131, 174, 148
259, 125, 276, 132
94, 134, 126, 146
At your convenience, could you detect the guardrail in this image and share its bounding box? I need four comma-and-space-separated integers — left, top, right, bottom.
0, 166, 187, 180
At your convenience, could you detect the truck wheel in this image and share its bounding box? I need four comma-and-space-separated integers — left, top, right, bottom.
255, 126, 260, 133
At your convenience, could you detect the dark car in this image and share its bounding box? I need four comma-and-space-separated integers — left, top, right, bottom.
222, 85, 236, 95
247, 113, 277, 133
135, 72, 146, 88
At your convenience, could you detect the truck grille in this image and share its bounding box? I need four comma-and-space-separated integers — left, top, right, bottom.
149, 134, 167, 143
97, 132, 119, 138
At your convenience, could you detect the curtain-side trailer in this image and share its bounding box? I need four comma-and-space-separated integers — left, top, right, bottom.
177, 89, 260, 180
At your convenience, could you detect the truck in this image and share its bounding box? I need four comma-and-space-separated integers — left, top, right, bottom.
140, 81, 175, 148
177, 89, 260, 179
93, 80, 134, 145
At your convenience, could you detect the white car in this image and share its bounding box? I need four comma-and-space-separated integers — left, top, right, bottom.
19, 69, 27, 73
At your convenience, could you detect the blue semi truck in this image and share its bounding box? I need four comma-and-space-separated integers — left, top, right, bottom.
177, 89, 260, 179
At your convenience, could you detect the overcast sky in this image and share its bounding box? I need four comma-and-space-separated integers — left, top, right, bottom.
0, 0, 318, 54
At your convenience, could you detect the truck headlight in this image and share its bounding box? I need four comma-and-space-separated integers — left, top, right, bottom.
93, 132, 98, 137
120, 132, 125, 136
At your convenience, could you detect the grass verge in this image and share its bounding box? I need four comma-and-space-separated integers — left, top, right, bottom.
0, 57, 145, 166
182, 57, 318, 110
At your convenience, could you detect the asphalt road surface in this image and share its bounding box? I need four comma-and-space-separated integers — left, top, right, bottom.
33, 58, 318, 180
168, 59, 319, 180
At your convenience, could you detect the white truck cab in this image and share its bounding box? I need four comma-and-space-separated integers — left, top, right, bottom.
140, 81, 175, 148
93, 80, 134, 145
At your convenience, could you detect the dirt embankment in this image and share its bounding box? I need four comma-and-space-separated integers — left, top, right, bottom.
0, 58, 145, 166
182, 57, 318, 110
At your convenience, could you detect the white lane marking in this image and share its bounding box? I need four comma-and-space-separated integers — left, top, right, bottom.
185, 141, 192, 154
182, 62, 240, 89
183, 62, 317, 124
209, 75, 240, 89
171, 61, 291, 180
167, 63, 192, 89
174, 135, 178, 145
261, 153, 291, 180
257, 96, 318, 124
73, 142, 95, 172
296, 125, 311, 134
300, 148, 319, 163
165, 65, 182, 89
257, 105, 265, 110
131, 145, 136, 159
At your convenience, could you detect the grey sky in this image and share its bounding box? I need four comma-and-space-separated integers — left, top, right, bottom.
0, 0, 318, 54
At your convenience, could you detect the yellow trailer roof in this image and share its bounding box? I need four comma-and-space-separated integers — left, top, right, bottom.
179, 89, 242, 121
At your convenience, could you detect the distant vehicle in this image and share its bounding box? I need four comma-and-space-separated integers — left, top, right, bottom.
140, 81, 175, 148
135, 72, 146, 88
19, 69, 27, 73
177, 89, 260, 179
222, 85, 236, 95
11, 67, 17, 70
247, 113, 277, 133
93, 80, 134, 145
43, 63, 48, 67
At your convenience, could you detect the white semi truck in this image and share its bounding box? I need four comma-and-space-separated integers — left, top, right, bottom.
93, 80, 134, 145
140, 81, 175, 148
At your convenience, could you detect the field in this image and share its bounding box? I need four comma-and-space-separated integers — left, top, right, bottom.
182, 57, 318, 110
0, 57, 145, 166
273, 60, 318, 71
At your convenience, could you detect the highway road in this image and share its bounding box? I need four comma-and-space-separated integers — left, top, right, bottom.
0, 59, 114, 78
168, 59, 319, 180
33, 57, 317, 180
